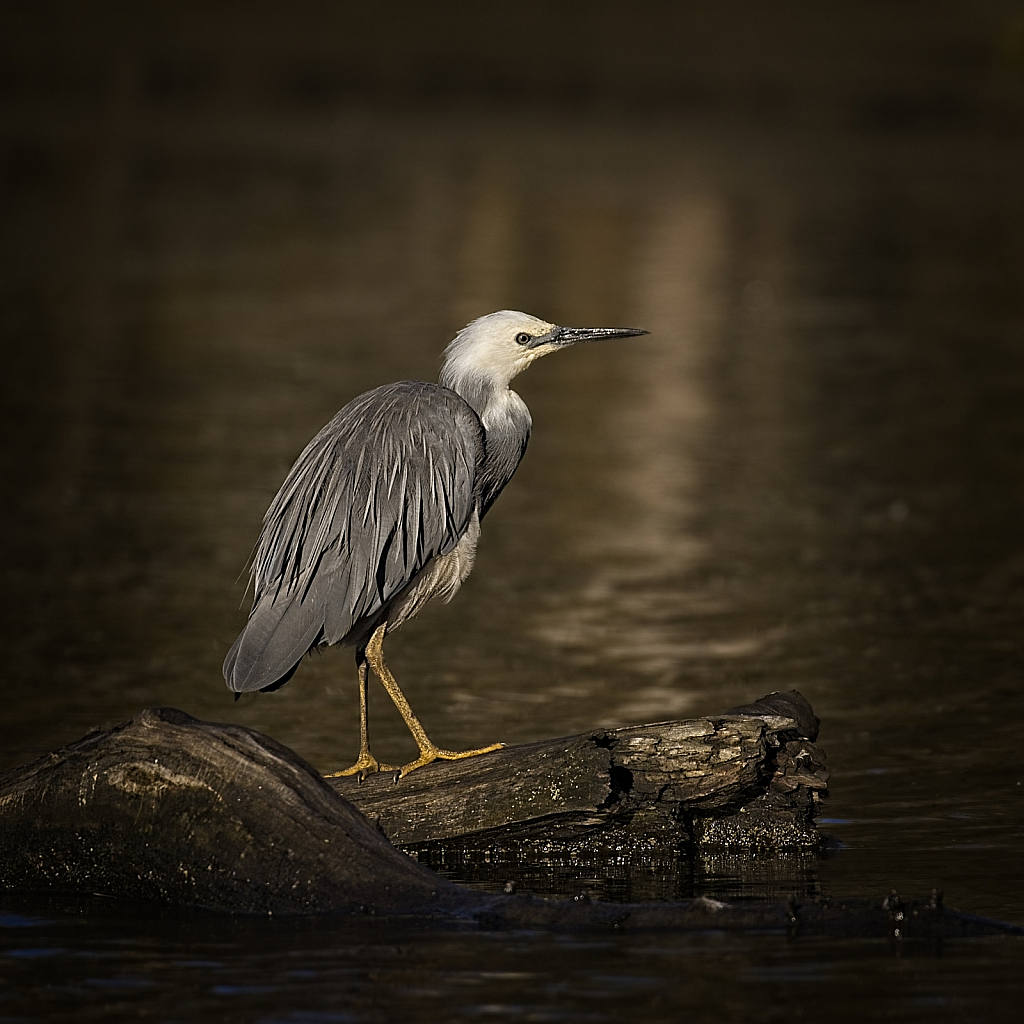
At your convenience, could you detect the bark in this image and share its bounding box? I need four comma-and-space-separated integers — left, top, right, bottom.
0, 702, 1019, 938
0, 707, 472, 916
328, 690, 829, 851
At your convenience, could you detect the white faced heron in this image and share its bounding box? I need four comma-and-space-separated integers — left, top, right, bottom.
224, 310, 647, 777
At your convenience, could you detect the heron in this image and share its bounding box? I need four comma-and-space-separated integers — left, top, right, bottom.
224, 310, 647, 778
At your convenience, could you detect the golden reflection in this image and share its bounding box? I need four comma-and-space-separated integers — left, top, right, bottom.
534, 195, 769, 723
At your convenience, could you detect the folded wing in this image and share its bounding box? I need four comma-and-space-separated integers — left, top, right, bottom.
224, 381, 484, 692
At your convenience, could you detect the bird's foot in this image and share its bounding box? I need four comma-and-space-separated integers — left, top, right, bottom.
324, 753, 397, 780
397, 741, 505, 778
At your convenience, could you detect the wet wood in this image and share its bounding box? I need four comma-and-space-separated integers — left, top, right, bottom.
328, 690, 829, 849
0, 705, 1019, 938
0, 707, 465, 917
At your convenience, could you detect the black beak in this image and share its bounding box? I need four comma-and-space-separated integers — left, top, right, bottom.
529, 326, 648, 349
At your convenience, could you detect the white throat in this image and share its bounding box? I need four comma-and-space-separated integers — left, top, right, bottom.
479, 387, 530, 432
438, 311, 555, 430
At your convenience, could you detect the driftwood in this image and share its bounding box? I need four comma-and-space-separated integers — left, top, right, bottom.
0, 703, 1019, 938
328, 690, 828, 852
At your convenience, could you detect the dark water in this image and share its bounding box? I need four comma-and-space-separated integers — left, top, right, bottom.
4, 5, 1024, 1018
3, 896, 1024, 1024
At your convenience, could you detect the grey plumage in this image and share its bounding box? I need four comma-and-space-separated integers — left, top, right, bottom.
224, 381, 495, 692
223, 310, 646, 777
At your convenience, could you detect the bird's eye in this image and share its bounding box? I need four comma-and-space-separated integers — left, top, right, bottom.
515, 332, 532, 345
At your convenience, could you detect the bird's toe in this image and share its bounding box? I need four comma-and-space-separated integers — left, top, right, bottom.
324, 754, 396, 779
396, 740, 505, 778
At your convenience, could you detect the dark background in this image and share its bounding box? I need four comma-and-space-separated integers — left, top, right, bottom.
2, 3, 1024, 1020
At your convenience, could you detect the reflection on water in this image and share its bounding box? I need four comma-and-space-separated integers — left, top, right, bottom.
536, 198, 723, 720
3, 892, 1024, 1023
3, 105, 1024, 878
3, 14, 1024, 1018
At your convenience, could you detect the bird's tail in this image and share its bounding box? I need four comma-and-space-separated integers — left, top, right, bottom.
223, 592, 325, 693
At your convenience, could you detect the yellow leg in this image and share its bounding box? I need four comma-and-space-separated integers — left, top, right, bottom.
324, 657, 396, 778
364, 622, 504, 778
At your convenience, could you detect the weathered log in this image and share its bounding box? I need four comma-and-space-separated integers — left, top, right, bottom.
0, 707, 1020, 938
327, 690, 829, 852
0, 708, 465, 917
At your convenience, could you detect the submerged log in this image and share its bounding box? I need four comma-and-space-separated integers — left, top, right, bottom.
0, 708, 463, 917
0, 706, 1019, 938
328, 690, 829, 851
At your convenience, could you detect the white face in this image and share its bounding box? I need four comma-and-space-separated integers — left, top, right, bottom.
442, 310, 561, 388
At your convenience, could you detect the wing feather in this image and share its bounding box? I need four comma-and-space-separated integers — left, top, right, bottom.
224, 381, 484, 692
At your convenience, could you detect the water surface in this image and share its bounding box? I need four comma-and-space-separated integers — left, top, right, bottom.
2, 35, 1024, 1020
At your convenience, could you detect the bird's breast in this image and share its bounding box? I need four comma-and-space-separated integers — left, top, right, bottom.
385, 511, 481, 630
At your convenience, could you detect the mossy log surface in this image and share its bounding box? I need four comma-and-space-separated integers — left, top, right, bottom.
328, 690, 829, 850
0, 700, 1019, 937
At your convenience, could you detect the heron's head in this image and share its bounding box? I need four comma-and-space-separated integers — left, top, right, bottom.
439, 310, 647, 394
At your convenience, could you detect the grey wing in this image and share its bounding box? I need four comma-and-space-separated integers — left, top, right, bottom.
224, 381, 485, 692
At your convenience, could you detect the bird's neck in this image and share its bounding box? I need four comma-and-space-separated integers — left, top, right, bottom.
439, 370, 531, 436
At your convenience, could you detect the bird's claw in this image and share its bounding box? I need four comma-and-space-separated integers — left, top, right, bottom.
324, 755, 397, 779
395, 741, 505, 779
325, 742, 504, 781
